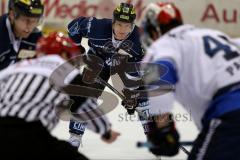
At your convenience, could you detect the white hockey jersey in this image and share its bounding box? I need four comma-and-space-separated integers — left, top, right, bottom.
144, 24, 240, 129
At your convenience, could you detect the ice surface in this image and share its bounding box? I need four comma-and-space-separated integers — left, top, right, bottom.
51, 89, 198, 160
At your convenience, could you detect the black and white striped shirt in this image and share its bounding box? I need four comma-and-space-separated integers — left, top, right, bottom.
0, 73, 65, 130
0, 55, 111, 133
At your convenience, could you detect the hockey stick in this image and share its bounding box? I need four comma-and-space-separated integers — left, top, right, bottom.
95, 77, 149, 119
95, 77, 125, 100
96, 77, 191, 156
137, 141, 193, 156
137, 141, 194, 147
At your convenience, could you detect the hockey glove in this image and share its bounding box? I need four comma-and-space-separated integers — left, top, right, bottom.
79, 45, 86, 54
121, 88, 139, 115
147, 115, 179, 156
82, 55, 103, 84
121, 98, 138, 115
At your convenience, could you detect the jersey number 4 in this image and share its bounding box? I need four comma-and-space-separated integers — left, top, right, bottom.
203, 35, 240, 61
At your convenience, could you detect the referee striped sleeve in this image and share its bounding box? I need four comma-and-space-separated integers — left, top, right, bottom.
0, 73, 67, 130
16, 75, 46, 117
25, 82, 53, 121
0, 73, 30, 116
79, 98, 111, 134
0, 74, 18, 106
87, 104, 110, 134
8, 74, 37, 116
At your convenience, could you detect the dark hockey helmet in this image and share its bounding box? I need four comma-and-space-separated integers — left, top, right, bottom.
36, 32, 80, 59
12, 0, 44, 18
113, 2, 136, 23
140, 2, 182, 47
8, 0, 14, 11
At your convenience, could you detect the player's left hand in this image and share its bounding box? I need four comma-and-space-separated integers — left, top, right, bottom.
82, 55, 103, 84
101, 129, 121, 143
147, 114, 180, 156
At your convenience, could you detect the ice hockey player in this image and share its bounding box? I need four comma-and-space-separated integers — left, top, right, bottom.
67, 2, 146, 149
0, 0, 44, 70
139, 2, 240, 160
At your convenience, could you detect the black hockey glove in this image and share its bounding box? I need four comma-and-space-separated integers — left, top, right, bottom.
101, 129, 121, 144
121, 98, 138, 115
79, 45, 86, 54
121, 88, 139, 115
147, 116, 179, 156
101, 130, 111, 140
82, 54, 103, 84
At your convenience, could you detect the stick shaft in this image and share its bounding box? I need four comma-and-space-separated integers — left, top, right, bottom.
137, 141, 192, 155
96, 78, 148, 119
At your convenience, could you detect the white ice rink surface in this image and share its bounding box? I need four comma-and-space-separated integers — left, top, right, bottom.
51, 95, 198, 160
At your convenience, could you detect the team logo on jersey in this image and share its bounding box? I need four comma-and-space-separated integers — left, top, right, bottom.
68, 22, 79, 36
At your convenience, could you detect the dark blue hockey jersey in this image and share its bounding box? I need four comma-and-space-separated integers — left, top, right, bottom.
67, 17, 149, 134
0, 14, 42, 70
67, 17, 144, 68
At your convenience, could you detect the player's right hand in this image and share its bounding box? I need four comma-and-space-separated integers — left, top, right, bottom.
121, 88, 139, 115
121, 98, 137, 115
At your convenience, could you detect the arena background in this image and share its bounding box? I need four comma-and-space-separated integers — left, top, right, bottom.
1, 0, 240, 36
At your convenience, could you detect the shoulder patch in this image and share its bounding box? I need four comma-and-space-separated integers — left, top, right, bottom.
69, 22, 79, 36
